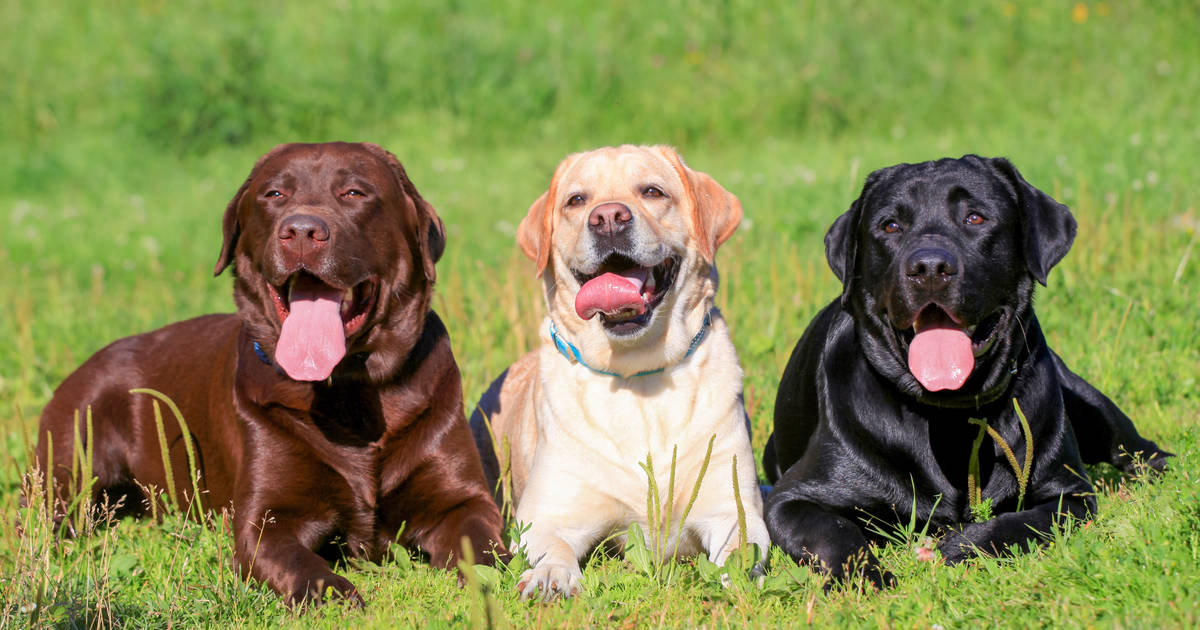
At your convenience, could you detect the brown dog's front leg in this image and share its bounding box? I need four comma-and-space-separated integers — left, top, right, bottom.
379, 429, 509, 577
380, 363, 510, 576
233, 507, 363, 607
418, 498, 511, 573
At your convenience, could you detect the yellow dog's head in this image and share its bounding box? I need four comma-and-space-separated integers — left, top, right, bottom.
518, 145, 742, 374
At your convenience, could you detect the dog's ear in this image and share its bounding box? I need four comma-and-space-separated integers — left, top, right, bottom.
518, 153, 581, 277
826, 168, 891, 304
825, 198, 864, 308
363, 143, 446, 284
517, 191, 552, 277
215, 144, 290, 276
423, 202, 446, 264
214, 179, 247, 277
655, 146, 742, 263
416, 198, 446, 282
824, 203, 858, 285
988, 157, 1077, 285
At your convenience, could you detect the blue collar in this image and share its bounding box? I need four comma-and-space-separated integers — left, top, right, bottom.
252, 341, 273, 366
548, 310, 713, 378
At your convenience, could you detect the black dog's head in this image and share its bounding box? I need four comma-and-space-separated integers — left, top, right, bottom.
826, 155, 1076, 405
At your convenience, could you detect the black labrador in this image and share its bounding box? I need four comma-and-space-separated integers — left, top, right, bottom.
763, 155, 1171, 586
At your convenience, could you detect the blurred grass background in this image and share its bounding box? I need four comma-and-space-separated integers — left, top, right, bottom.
1, 0, 1198, 627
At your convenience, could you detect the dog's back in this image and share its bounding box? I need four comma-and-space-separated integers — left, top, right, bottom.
36, 313, 242, 521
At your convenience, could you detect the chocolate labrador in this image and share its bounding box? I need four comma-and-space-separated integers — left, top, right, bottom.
34, 142, 507, 606
763, 155, 1171, 586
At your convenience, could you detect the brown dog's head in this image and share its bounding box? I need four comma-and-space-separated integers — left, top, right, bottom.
518, 145, 741, 375
215, 142, 445, 383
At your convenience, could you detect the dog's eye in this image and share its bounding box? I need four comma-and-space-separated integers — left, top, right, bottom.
342, 189, 366, 198
264, 190, 284, 198
642, 185, 666, 199
965, 212, 987, 225
566, 194, 586, 207
883, 221, 903, 234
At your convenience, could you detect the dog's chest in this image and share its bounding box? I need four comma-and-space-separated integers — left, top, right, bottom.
540, 356, 742, 488
911, 405, 1017, 519
304, 385, 426, 537
550, 372, 697, 447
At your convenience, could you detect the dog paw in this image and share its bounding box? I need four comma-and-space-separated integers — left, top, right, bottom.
289, 574, 364, 608
864, 564, 897, 589
716, 561, 768, 589
516, 564, 582, 602
750, 560, 768, 587
823, 555, 895, 592
821, 564, 894, 593
937, 529, 975, 565
1138, 449, 1173, 475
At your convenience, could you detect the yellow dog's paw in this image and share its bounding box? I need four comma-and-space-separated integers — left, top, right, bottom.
516, 564, 582, 602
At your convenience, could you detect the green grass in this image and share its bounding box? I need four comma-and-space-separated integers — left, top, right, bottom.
2, 0, 1199, 627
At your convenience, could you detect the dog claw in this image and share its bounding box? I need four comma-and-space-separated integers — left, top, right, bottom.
517, 565, 582, 602
750, 561, 767, 588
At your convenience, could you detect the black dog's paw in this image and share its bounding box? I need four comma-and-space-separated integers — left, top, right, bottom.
862, 564, 897, 590
937, 520, 1026, 564
1113, 444, 1174, 477
824, 553, 896, 592
1139, 448, 1173, 475
937, 529, 975, 565
823, 566, 896, 593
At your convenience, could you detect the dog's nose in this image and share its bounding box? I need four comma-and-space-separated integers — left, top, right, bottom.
905, 247, 958, 287
588, 203, 633, 236
278, 214, 330, 245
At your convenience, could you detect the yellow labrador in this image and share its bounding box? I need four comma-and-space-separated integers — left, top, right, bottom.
470, 145, 769, 600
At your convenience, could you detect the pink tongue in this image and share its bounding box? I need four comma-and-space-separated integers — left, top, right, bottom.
574, 269, 649, 320
275, 280, 346, 381
908, 327, 974, 391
